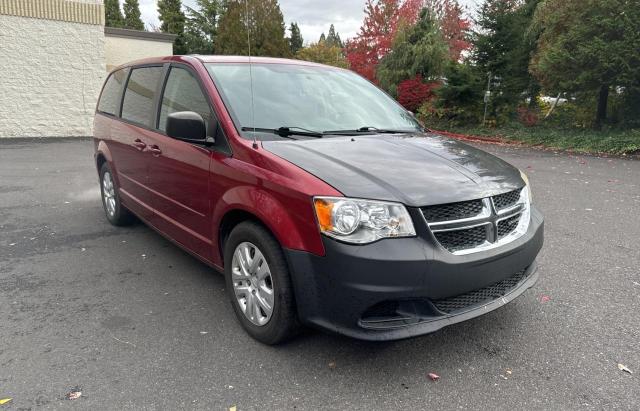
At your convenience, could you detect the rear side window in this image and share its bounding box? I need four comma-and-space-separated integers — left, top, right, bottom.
121, 66, 163, 126
159, 67, 213, 133
97, 69, 126, 115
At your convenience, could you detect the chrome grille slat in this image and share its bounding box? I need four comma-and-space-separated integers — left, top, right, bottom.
421, 188, 530, 254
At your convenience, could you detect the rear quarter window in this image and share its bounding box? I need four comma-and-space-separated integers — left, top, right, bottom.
97, 69, 127, 116
121, 66, 164, 127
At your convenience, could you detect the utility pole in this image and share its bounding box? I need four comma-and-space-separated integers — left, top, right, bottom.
483, 71, 491, 127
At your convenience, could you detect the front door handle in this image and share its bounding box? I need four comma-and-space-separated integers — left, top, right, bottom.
133, 139, 147, 150
148, 145, 162, 156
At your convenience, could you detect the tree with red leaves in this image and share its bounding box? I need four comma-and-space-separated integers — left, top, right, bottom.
439, 0, 472, 61
397, 75, 440, 111
424, 0, 472, 61
345, 0, 423, 82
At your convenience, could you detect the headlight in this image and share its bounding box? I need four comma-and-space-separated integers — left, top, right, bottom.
313, 197, 416, 244
519, 170, 533, 203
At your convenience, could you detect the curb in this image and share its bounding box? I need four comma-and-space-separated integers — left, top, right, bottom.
429, 129, 519, 145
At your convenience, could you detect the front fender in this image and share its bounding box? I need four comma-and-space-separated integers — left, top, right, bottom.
212, 185, 325, 266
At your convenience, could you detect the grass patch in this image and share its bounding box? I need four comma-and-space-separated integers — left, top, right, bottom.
435, 124, 640, 155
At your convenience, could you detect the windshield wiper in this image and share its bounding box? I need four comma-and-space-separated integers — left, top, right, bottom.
241, 126, 323, 139
323, 126, 412, 135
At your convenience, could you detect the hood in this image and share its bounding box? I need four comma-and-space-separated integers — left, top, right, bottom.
262, 133, 524, 207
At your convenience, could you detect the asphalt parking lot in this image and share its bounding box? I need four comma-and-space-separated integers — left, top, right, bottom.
1, 137, 639, 410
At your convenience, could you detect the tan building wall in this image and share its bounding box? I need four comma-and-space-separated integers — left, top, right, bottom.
0, 0, 105, 137
105, 28, 176, 72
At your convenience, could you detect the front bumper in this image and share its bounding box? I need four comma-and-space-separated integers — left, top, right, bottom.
284, 206, 544, 341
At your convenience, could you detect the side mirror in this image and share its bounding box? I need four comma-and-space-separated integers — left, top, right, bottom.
166, 111, 208, 142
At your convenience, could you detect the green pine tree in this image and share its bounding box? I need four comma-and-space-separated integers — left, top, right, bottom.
216, 0, 290, 57
184, 0, 223, 54
318, 32, 326, 44
289, 22, 303, 54
105, 0, 124, 28
530, 0, 640, 127
325, 24, 343, 48
376, 9, 449, 97
123, 0, 145, 30
473, 0, 541, 115
215, 0, 247, 55
158, 0, 187, 54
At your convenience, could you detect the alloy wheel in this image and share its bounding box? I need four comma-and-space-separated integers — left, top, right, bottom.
231, 242, 274, 326
102, 171, 116, 217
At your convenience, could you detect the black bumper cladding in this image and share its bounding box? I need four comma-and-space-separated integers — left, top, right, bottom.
357, 264, 537, 331
284, 206, 544, 341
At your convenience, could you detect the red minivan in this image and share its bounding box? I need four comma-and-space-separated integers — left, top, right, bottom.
94, 56, 543, 344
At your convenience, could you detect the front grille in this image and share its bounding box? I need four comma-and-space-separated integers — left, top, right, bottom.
497, 214, 520, 239
422, 199, 483, 223
493, 189, 521, 210
423, 187, 527, 254
433, 268, 528, 314
433, 225, 487, 252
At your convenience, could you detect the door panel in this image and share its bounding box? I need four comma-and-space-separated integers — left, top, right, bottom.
110, 66, 164, 221
109, 121, 153, 220
146, 66, 216, 260
146, 135, 213, 258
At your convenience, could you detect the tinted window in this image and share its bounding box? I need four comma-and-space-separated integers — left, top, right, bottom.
121, 66, 163, 126
159, 67, 213, 134
97, 69, 126, 115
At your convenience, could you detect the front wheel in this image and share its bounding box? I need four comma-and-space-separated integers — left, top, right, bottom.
224, 222, 300, 344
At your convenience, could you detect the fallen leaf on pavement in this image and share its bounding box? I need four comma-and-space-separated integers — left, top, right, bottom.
229, 406, 237, 411
618, 364, 633, 374
0, 398, 12, 405
66, 388, 82, 400
428, 373, 440, 381
506, 369, 512, 375
540, 295, 551, 303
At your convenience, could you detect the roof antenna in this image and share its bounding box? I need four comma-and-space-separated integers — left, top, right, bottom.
245, 0, 258, 149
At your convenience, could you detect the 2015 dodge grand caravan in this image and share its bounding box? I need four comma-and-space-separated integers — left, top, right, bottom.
94, 55, 544, 344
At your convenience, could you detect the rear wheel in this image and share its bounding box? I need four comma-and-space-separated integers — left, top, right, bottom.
99, 162, 133, 226
224, 221, 300, 344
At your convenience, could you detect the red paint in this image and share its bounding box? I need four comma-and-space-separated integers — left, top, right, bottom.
94, 56, 342, 269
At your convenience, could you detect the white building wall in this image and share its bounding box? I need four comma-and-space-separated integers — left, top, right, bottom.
0, 13, 105, 137
106, 35, 174, 72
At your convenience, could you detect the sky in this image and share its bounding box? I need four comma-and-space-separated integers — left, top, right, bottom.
133, 0, 481, 45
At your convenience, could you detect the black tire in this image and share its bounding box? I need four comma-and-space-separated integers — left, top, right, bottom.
224, 221, 300, 344
99, 162, 134, 226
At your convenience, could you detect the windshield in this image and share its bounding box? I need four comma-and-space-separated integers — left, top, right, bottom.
206, 63, 422, 138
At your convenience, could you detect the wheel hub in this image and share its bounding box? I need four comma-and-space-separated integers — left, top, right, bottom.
231, 242, 274, 326
102, 171, 116, 217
